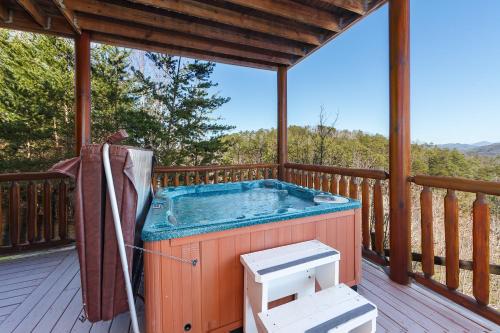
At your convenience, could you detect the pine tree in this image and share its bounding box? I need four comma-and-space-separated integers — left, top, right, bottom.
133, 53, 233, 166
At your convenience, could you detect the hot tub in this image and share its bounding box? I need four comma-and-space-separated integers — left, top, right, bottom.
142, 180, 361, 333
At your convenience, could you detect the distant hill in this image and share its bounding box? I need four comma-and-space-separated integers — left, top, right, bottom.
438, 141, 500, 157
467, 143, 500, 157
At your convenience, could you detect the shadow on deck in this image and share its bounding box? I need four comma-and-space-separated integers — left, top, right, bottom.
0, 247, 497, 332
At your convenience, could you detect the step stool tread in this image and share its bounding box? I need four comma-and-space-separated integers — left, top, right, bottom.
258, 284, 377, 333
241, 240, 339, 281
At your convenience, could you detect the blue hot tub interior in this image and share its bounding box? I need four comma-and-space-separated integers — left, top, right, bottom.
142, 179, 360, 241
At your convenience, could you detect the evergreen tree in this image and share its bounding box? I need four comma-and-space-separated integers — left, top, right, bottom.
0, 31, 74, 171
133, 53, 233, 166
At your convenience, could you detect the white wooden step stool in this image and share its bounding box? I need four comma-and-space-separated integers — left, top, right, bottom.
257, 284, 377, 333
240, 240, 340, 333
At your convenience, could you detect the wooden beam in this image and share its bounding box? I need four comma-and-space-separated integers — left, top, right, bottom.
315, 0, 367, 15
66, 0, 306, 56
77, 15, 294, 65
388, 0, 411, 285
0, 2, 13, 23
0, 8, 73, 37
277, 66, 288, 179
129, 0, 323, 45
75, 31, 91, 155
52, 0, 81, 34
16, 0, 49, 29
223, 0, 341, 31
92, 33, 278, 71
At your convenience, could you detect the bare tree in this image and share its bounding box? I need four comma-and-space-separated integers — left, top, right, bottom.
313, 105, 338, 165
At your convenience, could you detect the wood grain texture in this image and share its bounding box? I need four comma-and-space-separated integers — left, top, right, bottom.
420, 186, 434, 277
444, 189, 459, 290
472, 193, 489, 305
388, 0, 411, 285
144, 210, 360, 332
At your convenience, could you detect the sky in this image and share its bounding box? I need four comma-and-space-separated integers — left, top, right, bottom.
209, 0, 500, 145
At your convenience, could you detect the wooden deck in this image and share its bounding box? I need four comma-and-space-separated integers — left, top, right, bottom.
0, 247, 497, 333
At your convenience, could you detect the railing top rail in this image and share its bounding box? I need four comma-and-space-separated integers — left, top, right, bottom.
284, 162, 389, 180
411, 175, 500, 196
0, 171, 68, 182
154, 163, 278, 173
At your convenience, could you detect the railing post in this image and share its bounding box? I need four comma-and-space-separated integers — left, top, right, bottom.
277, 66, 288, 180
389, 0, 411, 284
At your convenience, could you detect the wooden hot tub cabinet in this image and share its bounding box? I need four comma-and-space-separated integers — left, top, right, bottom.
144, 208, 361, 333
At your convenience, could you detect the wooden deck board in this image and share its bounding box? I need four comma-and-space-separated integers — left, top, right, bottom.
0, 248, 498, 332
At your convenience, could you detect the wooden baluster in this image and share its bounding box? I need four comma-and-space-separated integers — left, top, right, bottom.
258, 168, 263, 180
301, 171, 307, 187
373, 179, 384, 255
292, 170, 297, 184
444, 189, 459, 290
204, 171, 209, 184
214, 170, 219, 184
330, 174, 338, 194
313, 173, 320, 190
9, 181, 20, 247
349, 176, 358, 199
162, 174, 169, 187
420, 186, 434, 278
174, 173, 180, 187
195, 172, 200, 185
307, 172, 313, 189
186, 172, 192, 186
339, 176, 348, 197
239, 168, 244, 181
43, 180, 52, 242
272, 167, 277, 179
322, 174, 329, 192
473, 193, 490, 305
231, 169, 236, 182
152, 175, 159, 191
361, 179, 370, 249
27, 181, 37, 244
58, 180, 68, 241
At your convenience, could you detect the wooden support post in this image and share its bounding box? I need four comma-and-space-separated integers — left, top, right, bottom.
75, 30, 91, 155
277, 66, 288, 180
389, 0, 411, 284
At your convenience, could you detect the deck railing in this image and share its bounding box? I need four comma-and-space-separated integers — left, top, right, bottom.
284, 163, 390, 265
0, 172, 73, 254
152, 163, 278, 190
0, 164, 498, 323
409, 175, 500, 322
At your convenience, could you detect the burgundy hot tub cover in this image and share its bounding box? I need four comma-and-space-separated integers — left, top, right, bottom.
51, 131, 154, 322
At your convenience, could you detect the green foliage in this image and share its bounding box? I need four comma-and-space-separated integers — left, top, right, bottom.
223, 124, 498, 181
0, 31, 232, 171
0, 31, 74, 171
132, 54, 233, 166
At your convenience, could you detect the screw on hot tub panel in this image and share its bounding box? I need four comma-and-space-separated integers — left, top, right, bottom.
184, 323, 192, 331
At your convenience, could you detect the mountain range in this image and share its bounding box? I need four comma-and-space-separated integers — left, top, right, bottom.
438, 141, 500, 157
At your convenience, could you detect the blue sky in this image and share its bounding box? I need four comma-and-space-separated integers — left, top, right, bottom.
210, 0, 500, 144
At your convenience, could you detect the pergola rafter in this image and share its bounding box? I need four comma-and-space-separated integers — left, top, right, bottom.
0, 0, 386, 70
